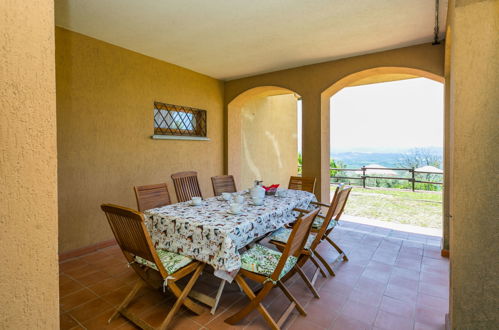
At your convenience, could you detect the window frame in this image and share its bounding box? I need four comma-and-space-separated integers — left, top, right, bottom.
153, 101, 207, 139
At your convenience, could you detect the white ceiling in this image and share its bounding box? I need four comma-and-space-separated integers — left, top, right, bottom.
55, 0, 447, 81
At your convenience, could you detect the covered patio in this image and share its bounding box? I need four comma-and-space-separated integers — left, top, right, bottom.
2, 1, 498, 330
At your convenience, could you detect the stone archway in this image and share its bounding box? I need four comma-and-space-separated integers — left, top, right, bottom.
321, 66, 444, 101
227, 86, 301, 189
320, 66, 447, 247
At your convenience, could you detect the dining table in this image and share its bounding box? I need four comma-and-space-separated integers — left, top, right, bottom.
144, 189, 316, 276
143, 188, 316, 313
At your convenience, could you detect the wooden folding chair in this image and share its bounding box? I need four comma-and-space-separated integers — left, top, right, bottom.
308, 185, 353, 276
288, 176, 316, 194
134, 183, 172, 211
268, 201, 337, 299
171, 171, 203, 202
211, 175, 237, 196
224, 208, 320, 330
101, 204, 206, 330
135, 180, 226, 315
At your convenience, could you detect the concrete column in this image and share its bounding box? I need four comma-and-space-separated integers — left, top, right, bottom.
302, 94, 330, 202
0, 0, 59, 328
443, 37, 452, 253
449, 0, 499, 328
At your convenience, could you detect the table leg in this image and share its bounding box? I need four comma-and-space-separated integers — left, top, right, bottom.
187, 279, 227, 315
210, 279, 226, 314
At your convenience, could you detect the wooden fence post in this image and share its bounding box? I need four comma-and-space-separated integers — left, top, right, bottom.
362, 166, 366, 188
411, 167, 415, 191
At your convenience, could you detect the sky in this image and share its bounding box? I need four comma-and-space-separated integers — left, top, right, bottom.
297, 77, 444, 153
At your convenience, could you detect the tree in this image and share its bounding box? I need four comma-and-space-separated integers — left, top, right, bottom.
297, 153, 344, 178
398, 148, 442, 169
330, 158, 345, 177
297, 152, 302, 174
398, 148, 443, 191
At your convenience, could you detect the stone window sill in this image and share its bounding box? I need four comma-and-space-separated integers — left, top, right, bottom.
151, 135, 210, 141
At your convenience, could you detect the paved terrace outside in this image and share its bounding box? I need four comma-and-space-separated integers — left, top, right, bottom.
60, 221, 448, 330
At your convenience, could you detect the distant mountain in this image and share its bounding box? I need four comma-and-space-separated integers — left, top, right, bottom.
332, 146, 443, 154
331, 147, 443, 169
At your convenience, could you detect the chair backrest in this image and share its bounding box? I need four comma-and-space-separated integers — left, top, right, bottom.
100, 204, 168, 277
134, 183, 172, 211
309, 185, 352, 248
328, 186, 352, 221
211, 175, 237, 196
288, 176, 316, 194
270, 207, 320, 281
171, 171, 203, 202
330, 183, 344, 202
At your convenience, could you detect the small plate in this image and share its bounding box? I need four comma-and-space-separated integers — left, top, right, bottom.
189, 202, 202, 207
249, 202, 264, 206
227, 210, 242, 215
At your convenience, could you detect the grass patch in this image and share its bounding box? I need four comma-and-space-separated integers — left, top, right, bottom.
336, 186, 443, 229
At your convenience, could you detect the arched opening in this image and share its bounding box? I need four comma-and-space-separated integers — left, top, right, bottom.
322, 67, 444, 99
228, 86, 301, 189
321, 67, 446, 238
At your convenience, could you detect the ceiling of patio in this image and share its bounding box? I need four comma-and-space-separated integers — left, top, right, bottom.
55, 0, 447, 81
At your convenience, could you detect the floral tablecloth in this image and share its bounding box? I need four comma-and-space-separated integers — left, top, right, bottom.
144, 189, 316, 276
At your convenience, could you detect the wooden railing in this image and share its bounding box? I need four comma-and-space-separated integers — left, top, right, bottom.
297, 165, 443, 191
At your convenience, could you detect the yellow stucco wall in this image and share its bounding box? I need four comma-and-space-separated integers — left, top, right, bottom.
448, 0, 499, 328
56, 28, 224, 253
0, 0, 59, 328
224, 43, 445, 203
237, 94, 298, 189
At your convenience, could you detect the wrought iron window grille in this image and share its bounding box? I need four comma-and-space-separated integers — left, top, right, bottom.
153, 101, 207, 137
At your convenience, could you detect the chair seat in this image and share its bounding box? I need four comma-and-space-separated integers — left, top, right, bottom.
269, 227, 315, 250
240, 244, 297, 279
135, 249, 193, 274
312, 216, 337, 230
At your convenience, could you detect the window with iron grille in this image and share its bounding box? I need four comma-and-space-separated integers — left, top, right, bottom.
153, 101, 207, 138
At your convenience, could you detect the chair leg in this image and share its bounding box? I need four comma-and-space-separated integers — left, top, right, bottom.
169, 283, 205, 315
310, 255, 328, 278
310, 266, 321, 286
159, 263, 205, 330
109, 279, 144, 323
314, 251, 336, 276
295, 266, 320, 299
277, 281, 306, 316
325, 236, 348, 261
225, 275, 278, 329
168, 264, 205, 315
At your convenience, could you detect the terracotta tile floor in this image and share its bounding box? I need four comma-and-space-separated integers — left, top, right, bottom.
59, 221, 449, 329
